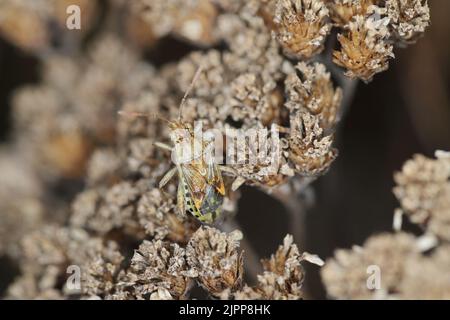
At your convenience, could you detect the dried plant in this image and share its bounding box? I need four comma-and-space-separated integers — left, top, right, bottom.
235, 235, 324, 299
0, 0, 437, 301
133, 0, 219, 45
0, 0, 97, 51
285, 62, 343, 130
385, 0, 430, 46
322, 151, 450, 300
333, 15, 394, 82
0, 149, 45, 258
12, 35, 156, 181
120, 239, 192, 300
326, 0, 378, 27
322, 232, 450, 299
322, 232, 419, 299
272, 0, 332, 59
393, 151, 450, 241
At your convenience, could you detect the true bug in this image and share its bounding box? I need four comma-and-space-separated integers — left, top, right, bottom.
119, 67, 234, 224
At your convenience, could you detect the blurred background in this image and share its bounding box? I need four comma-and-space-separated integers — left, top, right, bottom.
0, 0, 449, 299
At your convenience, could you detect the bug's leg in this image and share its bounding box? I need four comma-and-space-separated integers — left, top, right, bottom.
177, 180, 186, 217
231, 176, 246, 191
219, 165, 236, 175
159, 167, 177, 189
154, 141, 172, 151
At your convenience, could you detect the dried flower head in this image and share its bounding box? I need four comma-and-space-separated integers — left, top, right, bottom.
228, 72, 284, 127
122, 239, 192, 300
186, 226, 244, 297
0, 150, 45, 257
80, 241, 125, 299
333, 15, 394, 82
393, 152, 450, 241
174, 50, 227, 126
285, 62, 343, 130
218, 5, 284, 84
12, 36, 155, 180
42, 128, 94, 179
71, 181, 143, 237
86, 148, 122, 187
273, 0, 332, 59
385, 0, 430, 46
321, 232, 419, 299
229, 128, 290, 189
322, 231, 450, 299
235, 234, 323, 299
399, 244, 450, 299
0, 0, 49, 50
0, 0, 97, 51
212, 0, 245, 12
288, 111, 337, 176
326, 0, 378, 27
134, 0, 219, 45
7, 225, 120, 299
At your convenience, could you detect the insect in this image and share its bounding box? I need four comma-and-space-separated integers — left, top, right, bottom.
119, 67, 234, 224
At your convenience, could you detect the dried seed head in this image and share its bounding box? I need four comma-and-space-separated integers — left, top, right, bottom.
186, 226, 244, 297
399, 245, 450, 299
43, 129, 93, 179
235, 234, 322, 300
93, 181, 140, 234
123, 239, 192, 300
229, 128, 290, 189
0, 151, 45, 257
0, 1, 49, 51
0, 0, 96, 52
80, 241, 125, 299
134, 0, 219, 45
333, 15, 394, 82
385, 0, 430, 46
12, 86, 93, 179
7, 225, 120, 299
326, 0, 378, 27
288, 111, 337, 176
273, 0, 332, 59
71, 181, 145, 237
174, 51, 227, 126
321, 232, 419, 299
11, 36, 154, 181
393, 153, 450, 241
212, 0, 245, 12
86, 148, 122, 187
218, 6, 283, 83
285, 62, 343, 130
229, 72, 284, 127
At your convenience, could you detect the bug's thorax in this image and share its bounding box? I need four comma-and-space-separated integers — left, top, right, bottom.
169, 121, 206, 165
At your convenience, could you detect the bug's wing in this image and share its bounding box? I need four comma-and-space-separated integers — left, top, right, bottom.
206, 161, 225, 196
180, 164, 208, 210
201, 142, 225, 196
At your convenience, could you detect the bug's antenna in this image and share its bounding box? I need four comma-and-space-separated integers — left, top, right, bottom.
118, 109, 170, 124
179, 65, 203, 121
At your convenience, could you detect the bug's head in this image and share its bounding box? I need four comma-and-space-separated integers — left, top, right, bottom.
168, 120, 193, 144
169, 121, 202, 164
